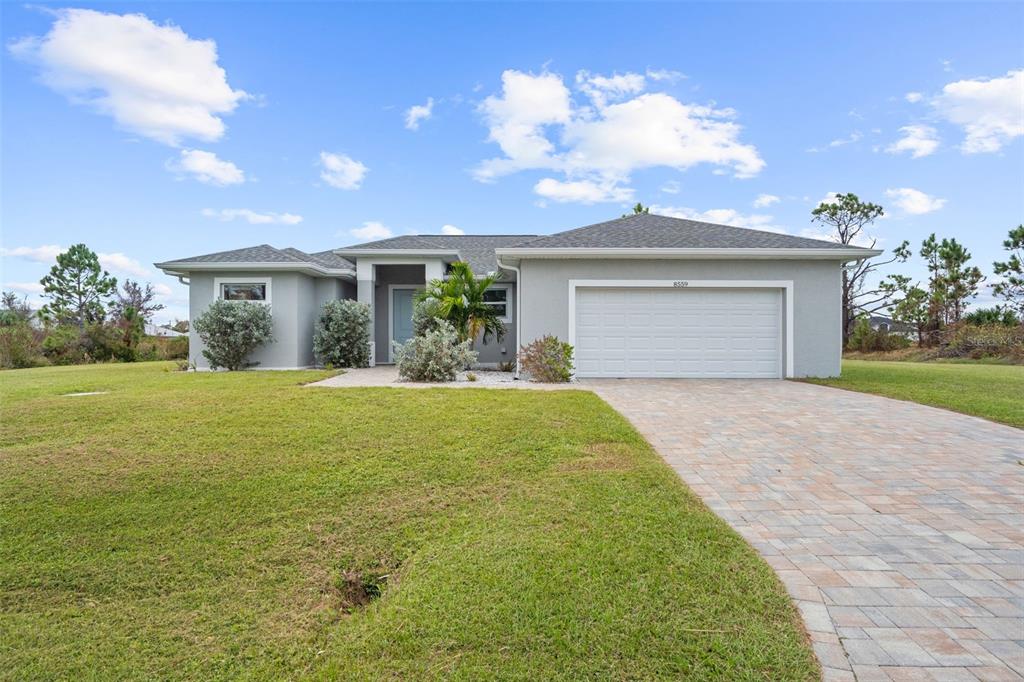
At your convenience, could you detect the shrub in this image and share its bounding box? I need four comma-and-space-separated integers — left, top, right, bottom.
193, 300, 274, 370
411, 298, 443, 337
313, 300, 371, 368
939, 323, 1024, 360
847, 318, 910, 352
962, 307, 1020, 327
394, 319, 476, 382
42, 326, 88, 365
0, 323, 47, 369
518, 335, 574, 383
82, 323, 134, 362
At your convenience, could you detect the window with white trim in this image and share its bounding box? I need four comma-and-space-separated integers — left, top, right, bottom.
215, 277, 272, 305
221, 283, 267, 301
483, 286, 511, 322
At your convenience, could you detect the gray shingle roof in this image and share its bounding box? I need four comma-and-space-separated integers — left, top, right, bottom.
513, 213, 863, 250
158, 244, 354, 272
339, 235, 537, 274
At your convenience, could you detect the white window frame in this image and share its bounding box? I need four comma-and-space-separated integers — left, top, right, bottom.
214, 276, 272, 305
567, 279, 794, 378
483, 284, 513, 323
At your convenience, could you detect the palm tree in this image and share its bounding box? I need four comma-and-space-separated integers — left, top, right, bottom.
417, 261, 506, 344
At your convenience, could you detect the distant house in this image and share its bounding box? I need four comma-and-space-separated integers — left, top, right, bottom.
144, 322, 185, 338
868, 315, 915, 338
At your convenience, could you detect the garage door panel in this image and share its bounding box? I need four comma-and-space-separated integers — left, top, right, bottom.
574, 287, 782, 378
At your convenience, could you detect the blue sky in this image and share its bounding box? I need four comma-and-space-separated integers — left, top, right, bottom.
2, 2, 1022, 324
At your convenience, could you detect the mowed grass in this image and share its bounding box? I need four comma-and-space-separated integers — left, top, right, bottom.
0, 363, 817, 681
802, 359, 1024, 428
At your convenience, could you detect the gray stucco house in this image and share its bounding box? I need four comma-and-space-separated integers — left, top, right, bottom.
155, 213, 880, 378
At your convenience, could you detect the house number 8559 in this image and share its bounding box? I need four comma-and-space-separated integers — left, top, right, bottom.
673, 281, 689, 287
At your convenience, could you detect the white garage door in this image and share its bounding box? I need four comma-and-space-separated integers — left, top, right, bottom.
574, 287, 782, 378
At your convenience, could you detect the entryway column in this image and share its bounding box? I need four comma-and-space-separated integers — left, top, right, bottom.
357, 261, 375, 366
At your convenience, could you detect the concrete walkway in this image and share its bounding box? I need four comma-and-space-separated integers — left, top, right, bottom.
588, 379, 1024, 682
310, 369, 1024, 679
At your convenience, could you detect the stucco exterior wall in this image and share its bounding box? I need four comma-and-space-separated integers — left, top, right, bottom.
188, 271, 350, 369
517, 258, 842, 378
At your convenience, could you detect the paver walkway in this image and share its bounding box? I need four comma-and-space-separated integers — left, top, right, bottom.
587, 379, 1024, 682
312, 369, 1024, 679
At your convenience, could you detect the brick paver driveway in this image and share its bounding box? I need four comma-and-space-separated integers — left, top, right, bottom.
586, 379, 1024, 682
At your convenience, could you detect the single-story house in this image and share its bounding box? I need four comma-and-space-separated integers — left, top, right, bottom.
867, 315, 916, 339
155, 213, 880, 378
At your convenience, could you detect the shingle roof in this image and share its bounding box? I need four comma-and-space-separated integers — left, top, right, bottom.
157, 244, 354, 272
338, 235, 537, 274
513, 213, 863, 250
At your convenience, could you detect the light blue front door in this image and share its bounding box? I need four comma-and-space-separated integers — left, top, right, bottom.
391, 288, 417, 359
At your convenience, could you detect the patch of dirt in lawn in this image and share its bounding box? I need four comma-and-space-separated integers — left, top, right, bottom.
559, 442, 635, 472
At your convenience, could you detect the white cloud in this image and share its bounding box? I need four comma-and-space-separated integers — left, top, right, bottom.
319, 151, 368, 190
807, 131, 863, 153
0, 244, 64, 262
576, 70, 646, 108
405, 97, 434, 130
1, 244, 150, 276
651, 204, 785, 233
349, 221, 393, 241
98, 252, 151, 277
201, 208, 303, 225
440, 224, 464, 235
646, 68, 686, 83
885, 124, 940, 158
474, 69, 763, 203
3, 282, 44, 295
168, 149, 244, 185
816, 192, 840, 206
885, 187, 947, 215
753, 193, 780, 208
660, 180, 681, 194
9, 8, 247, 146
152, 282, 175, 297
534, 177, 634, 204
905, 92, 923, 103
932, 69, 1024, 154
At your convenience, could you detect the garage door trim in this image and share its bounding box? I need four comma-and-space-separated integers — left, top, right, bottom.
568, 279, 794, 378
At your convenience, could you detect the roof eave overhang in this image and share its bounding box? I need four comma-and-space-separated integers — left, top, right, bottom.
154, 261, 356, 278
332, 248, 461, 260
493, 247, 883, 261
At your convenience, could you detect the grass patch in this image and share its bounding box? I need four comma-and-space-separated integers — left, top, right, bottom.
1, 362, 817, 680
802, 359, 1024, 428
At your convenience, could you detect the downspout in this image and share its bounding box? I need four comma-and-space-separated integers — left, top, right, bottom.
177, 275, 190, 286
495, 256, 522, 380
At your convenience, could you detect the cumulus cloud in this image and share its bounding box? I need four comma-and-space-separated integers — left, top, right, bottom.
650, 205, 785, 233
201, 208, 303, 225
349, 221, 393, 241
3, 244, 151, 277
3, 282, 45, 295
168, 149, 244, 185
319, 151, 368, 190
9, 8, 247, 146
0, 244, 64, 262
98, 252, 151, 277
645, 68, 686, 83
753, 193, 780, 208
405, 97, 434, 130
905, 92, 923, 103
885, 124, 940, 158
534, 177, 634, 204
932, 69, 1024, 153
440, 224, 464, 235
474, 69, 763, 203
885, 187, 947, 215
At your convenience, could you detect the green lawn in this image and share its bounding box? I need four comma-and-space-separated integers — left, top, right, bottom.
802, 359, 1024, 428
0, 362, 816, 681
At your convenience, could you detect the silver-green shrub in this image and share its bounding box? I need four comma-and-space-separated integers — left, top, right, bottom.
193, 300, 274, 370
313, 300, 371, 368
394, 319, 477, 382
